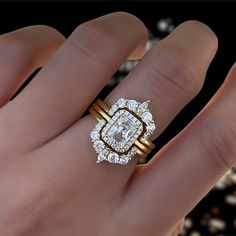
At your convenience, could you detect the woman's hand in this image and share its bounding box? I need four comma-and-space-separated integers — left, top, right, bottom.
0, 12, 235, 236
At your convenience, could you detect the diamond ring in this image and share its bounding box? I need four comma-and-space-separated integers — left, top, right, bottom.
89, 98, 156, 165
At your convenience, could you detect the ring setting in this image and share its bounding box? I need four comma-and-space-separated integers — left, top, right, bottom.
89, 98, 156, 165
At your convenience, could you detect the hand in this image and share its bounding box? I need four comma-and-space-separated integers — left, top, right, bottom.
0, 12, 235, 236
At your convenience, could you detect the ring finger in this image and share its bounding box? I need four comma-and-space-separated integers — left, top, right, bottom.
35, 20, 218, 191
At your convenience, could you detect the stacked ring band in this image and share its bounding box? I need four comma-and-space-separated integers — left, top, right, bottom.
89, 98, 156, 165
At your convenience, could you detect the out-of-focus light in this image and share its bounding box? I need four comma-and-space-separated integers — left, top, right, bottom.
233, 218, 236, 227
119, 60, 139, 73
190, 231, 201, 236
146, 37, 160, 50
184, 218, 193, 229
225, 194, 236, 206
156, 18, 175, 33
208, 218, 226, 232
215, 168, 236, 190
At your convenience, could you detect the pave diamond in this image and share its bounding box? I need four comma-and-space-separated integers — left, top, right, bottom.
90, 130, 99, 141
108, 104, 119, 116
95, 119, 105, 130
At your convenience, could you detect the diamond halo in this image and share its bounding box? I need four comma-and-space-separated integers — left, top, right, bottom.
90, 99, 156, 165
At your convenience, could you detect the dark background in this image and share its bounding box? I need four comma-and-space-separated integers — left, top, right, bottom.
1, 2, 236, 235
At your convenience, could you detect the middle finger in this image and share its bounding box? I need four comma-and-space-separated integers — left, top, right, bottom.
0, 12, 147, 155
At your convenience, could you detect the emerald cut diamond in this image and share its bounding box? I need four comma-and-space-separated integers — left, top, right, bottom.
102, 110, 143, 153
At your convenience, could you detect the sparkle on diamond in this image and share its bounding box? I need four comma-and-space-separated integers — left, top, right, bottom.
102, 110, 143, 153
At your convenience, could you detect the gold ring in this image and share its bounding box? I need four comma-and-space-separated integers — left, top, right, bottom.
89, 98, 156, 165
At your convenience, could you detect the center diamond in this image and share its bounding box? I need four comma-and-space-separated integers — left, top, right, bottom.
102, 110, 143, 153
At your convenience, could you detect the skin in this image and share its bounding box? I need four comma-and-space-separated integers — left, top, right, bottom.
0, 12, 235, 236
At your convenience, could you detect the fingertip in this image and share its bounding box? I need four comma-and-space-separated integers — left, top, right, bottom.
160, 20, 218, 80
179, 20, 218, 52
82, 11, 148, 60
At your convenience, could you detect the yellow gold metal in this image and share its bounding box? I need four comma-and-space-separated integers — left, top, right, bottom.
92, 103, 111, 122
134, 140, 151, 154
96, 99, 110, 112
140, 139, 155, 149
136, 148, 148, 158
89, 107, 103, 122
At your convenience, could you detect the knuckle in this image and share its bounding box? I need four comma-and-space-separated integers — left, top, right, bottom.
69, 23, 122, 64
200, 119, 236, 169
144, 47, 202, 103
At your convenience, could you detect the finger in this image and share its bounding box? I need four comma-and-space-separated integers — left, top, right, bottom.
0, 12, 147, 155
167, 219, 185, 236
0, 25, 64, 107
106, 20, 218, 137
32, 21, 217, 195
123, 64, 236, 235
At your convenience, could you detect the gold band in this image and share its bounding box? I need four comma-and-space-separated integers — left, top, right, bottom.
89, 107, 103, 122
136, 148, 148, 158
134, 140, 151, 154
89, 99, 155, 159
97, 99, 109, 112
92, 103, 111, 122
141, 139, 155, 149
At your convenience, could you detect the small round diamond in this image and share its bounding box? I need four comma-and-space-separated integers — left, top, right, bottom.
127, 100, 138, 111
95, 119, 105, 130
143, 132, 151, 139
111, 104, 118, 111
142, 112, 153, 123
147, 122, 156, 132
100, 120, 106, 125
109, 104, 118, 115
93, 140, 105, 152
117, 98, 126, 108
131, 147, 138, 155
119, 156, 129, 165
108, 110, 114, 116
90, 130, 99, 140
108, 152, 119, 163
